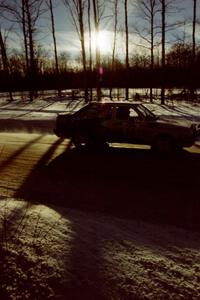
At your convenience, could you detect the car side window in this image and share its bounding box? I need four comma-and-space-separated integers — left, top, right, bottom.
129, 108, 139, 117
116, 107, 130, 120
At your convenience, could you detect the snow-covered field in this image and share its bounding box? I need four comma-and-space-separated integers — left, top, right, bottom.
0, 94, 200, 299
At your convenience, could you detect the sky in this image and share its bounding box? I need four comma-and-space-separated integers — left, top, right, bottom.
43, 0, 200, 57
1, 0, 200, 60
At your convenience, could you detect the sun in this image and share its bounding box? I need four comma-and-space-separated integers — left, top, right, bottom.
90, 30, 112, 55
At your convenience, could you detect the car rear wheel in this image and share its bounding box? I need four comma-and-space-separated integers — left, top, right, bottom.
72, 132, 108, 151
72, 130, 89, 148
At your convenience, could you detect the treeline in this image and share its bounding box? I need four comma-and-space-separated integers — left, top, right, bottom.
0, 44, 200, 92
0, 0, 199, 103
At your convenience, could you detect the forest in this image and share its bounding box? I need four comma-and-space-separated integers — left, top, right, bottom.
0, 0, 199, 103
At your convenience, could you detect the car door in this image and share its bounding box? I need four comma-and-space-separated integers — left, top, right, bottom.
104, 105, 131, 142
124, 107, 139, 142
125, 106, 154, 144
127, 110, 156, 144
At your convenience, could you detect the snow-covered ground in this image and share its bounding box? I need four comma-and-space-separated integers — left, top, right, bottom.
0, 94, 200, 124
0, 94, 200, 299
1, 199, 200, 300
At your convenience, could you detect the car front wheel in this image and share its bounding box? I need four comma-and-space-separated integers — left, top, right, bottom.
151, 135, 177, 155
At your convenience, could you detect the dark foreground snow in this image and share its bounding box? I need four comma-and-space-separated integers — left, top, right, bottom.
1, 199, 200, 300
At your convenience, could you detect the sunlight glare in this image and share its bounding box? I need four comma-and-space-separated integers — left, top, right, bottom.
90, 30, 112, 55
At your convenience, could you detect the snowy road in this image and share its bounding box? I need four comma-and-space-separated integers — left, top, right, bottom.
0, 132, 200, 229
1, 132, 200, 299
0, 133, 69, 197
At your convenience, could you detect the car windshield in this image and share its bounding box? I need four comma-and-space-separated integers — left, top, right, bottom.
135, 104, 156, 119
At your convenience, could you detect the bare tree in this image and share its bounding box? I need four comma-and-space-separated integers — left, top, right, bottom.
92, 0, 105, 65
0, 2, 14, 100
1, 0, 44, 101
87, 0, 92, 71
166, 42, 195, 75
190, 0, 197, 100
20, 0, 29, 72
0, 28, 13, 101
63, 0, 88, 101
134, 0, 160, 101
46, 0, 61, 97
124, 0, 129, 100
160, 0, 165, 104
87, 0, 93, 101
109, 0, 118, 99
92, 0, 102, 100
159, 0, 182, 104
20, 0, 44, 100
25, 0, 36, 100
112, 0, 118, 70
192, 0, 197, 62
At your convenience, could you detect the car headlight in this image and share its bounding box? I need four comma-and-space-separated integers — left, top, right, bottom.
191, 123, 200, 136
196, 124, 200, 136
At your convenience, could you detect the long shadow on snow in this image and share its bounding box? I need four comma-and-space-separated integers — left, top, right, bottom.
15, 144, 200, 230
12, 144, 200, 299
0, 119, 55, 134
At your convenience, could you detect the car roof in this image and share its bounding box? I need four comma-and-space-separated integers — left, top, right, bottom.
89, 101, 144, 106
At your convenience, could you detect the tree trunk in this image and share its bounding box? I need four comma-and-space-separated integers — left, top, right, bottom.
0, 29, 13, 101
150, 1, 154, 102
110, 0, 118, 100
25, 0, 36, 101
49, 0, 61, 97
92, 0, 101, 101
192, 0, 196, 62
22, 0, 29, 72
88, 0, 92, 71
124, 0, 129, 100
190, 0, 196, 100
161, 0, 165, 105
78, 0, 88, 102
134, 0, 159, 102
87, 0, 92, 101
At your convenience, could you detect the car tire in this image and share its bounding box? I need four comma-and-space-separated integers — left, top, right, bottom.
72, 129, 89, 148
72, 131, 108, 151
151, 135, 176, 155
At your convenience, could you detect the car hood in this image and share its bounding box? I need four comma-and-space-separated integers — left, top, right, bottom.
58, 112, 73, 117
